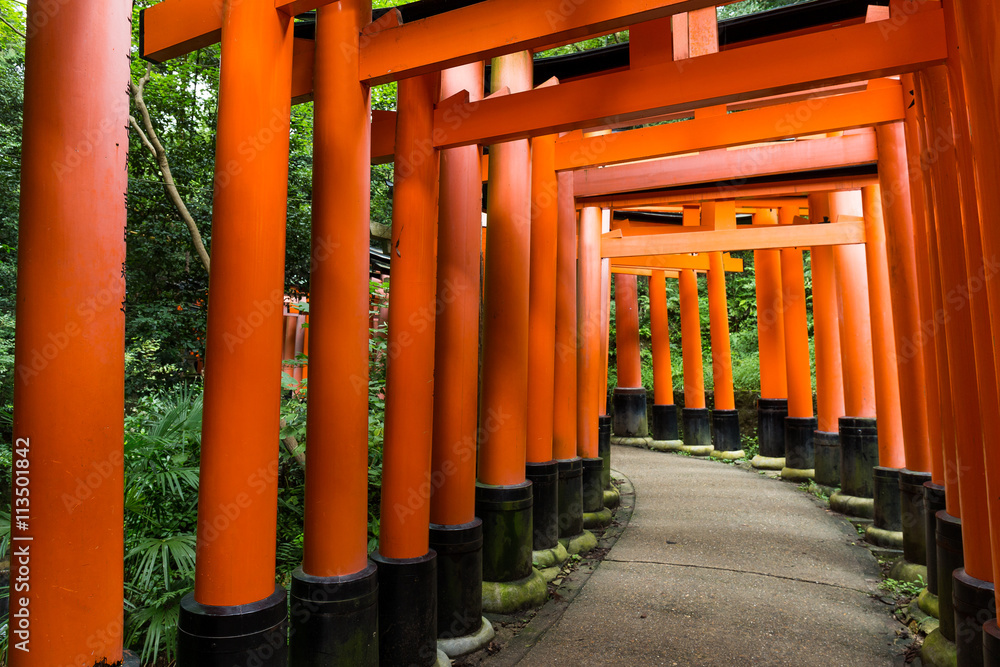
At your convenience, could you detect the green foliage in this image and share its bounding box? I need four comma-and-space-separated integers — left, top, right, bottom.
879, 576, 925, 599
741, 432, 760, 461
717, 0, 815, 20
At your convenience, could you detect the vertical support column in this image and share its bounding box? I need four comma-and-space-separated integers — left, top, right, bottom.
374, 72, 441, 667
611, 273, 650, 444
809, 194, 846, 495
476, 51, 547, 614
860, 185, 907, 554
753, 208, 789, 469
429, 63, 490, 653
12, 0, 128, 662
597, 212, 613, 504
707, 254, 741, 459
178, 0, 293, 661
290, 1, 378, 663
649, 270, 680, 447
578, 206, 606, 529
679, 268, 710, 455
777, 206, 817, 481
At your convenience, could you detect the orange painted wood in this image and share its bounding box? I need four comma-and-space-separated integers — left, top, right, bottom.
629, 17, 673, 69
553, 85, 903, 171
808, 195, 845, 433
371, 110, 397, 164
578, 206, 603, 458
140, 0, 223, 62
601, 220, 866, 258
575, 133, 878, 199
649, 270, 675, 405
429, 10, 946, 148
609, 254, 743, 272
860, 186, 905, 469
553, 171, 579, 461
707, 252, 735, 411
430, 63, 484, 526
754, 209, 787, 400
615, 273, 643, 389
303, 0, 373, 577
291, 38, 316, 103
678, 269, 705, 409
778, 206, 813, 419
276, 0, 336, 15
600, 248, 612, 417
379, 72, 441, 559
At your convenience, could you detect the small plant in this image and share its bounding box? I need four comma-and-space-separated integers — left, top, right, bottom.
797, 480, 829, 501
879, 576, 925, 599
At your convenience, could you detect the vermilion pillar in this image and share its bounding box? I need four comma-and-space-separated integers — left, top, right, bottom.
611, 272, 650, 442
429, 62, 487, 647
578, 206, 606, 518
12, 0, 128, 662
679, 268, 711, 454
649, 270, 680, 445
707, 251, 741, 459
809, 194, 846, 493
179, 0, 293, 660
828, 191, 879, 520
291, 1, 378, 662
477, 51, 547, 612
778, 206, 817, 480
375, 72, 441, 666
753, 208, 788, 468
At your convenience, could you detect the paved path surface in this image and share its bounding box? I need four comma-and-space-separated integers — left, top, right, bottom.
513, 445, 902, 666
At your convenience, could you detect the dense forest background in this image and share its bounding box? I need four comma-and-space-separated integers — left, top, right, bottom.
0, 0, 813, 662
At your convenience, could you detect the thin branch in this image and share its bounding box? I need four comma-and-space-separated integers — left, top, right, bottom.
0, 15, 25, 39
129, 66, 212, 274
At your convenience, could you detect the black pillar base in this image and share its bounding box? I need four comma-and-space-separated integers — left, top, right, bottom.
612, 386, 649, 438
681, 407, 712, 454
866, 466, 903, 550
476, 482, 534, 583
429, 520, 483, 641
936, 510, 964, 641
954, 568, 996, 667
813, 431, 841, 490
598, 415, 612, 489
289, 564, 378, 666
526, 461, 559, 551
177, 585, 287, 667
838, 416, 878, 499
582, 458, 604, 514
557, 458, 584, 538
757, 397, 788, 459
900, 470, 932, 566
925, 482, 947, 594
782, 416, 817, 481
370, 550, 438, 667
984, 619, 1000, 666
651, 403, 679, 441
711, 409, 741, 452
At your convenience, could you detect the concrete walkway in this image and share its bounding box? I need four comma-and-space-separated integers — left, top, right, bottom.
508, 445, 902, 666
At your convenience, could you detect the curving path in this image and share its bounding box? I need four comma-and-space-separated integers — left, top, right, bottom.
513, 445, 902, 666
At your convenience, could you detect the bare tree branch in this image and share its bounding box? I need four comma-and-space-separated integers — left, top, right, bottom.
0, 15, 25, 39
129, 66, 212, 274
279, 419, 306, 469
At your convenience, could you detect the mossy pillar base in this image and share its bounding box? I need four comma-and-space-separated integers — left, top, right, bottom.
984, 620, 1000, 666
582, 457, 611, 527
612, 386, 649, 438
953, 568, 996, 667
289, 565, 378, 666
681, 407, 712, 456
370, 550, 438, 667
476, 482, 534, 584
781, 416, 817, 481
526, 462, 559, 551
757, 397, 788, 459
925, 482, 947, 595
829, 416, 878, 518
652, 403, 679, 441
429, 520, 483, 641
598, 415, 612, 489
813, 431, 841, 491
936, 511, 964, 641
178, 585, 287, 667
711, 409, 742, 458
900, 470, 932, 566
556, 458, 584, 539
865, 467, 904, 550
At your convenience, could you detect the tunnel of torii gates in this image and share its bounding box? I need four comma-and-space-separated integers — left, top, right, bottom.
12, 0, 1000, 664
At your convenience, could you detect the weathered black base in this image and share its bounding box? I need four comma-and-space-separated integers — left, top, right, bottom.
526, 461, 559, 551
177, 585, 287, 667
557, 458, 584, 538
711, 409, 741, 452
936, 511, 964, 641
900, 469, 932, 566
813, 431, 841, 489
984, 619, 1000, 666
612, 386, 649, 438
873, 467, 903, 533
582, 458, 604, 514
598, 415, 612, 489
954, 568, 996, 667
839, 416, 878, 499
682, 407, 711, 450
429, 520, 483, 640
289, 564, 378, 666
476, 481, 534, 583
784, 416, 817, 471
652, 403, 679, 441
924, 482, 947, 594
757, 397, 788, 458
370, 550, 438, 667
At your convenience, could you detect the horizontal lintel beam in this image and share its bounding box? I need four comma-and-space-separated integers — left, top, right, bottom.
609, 253, 744, 272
